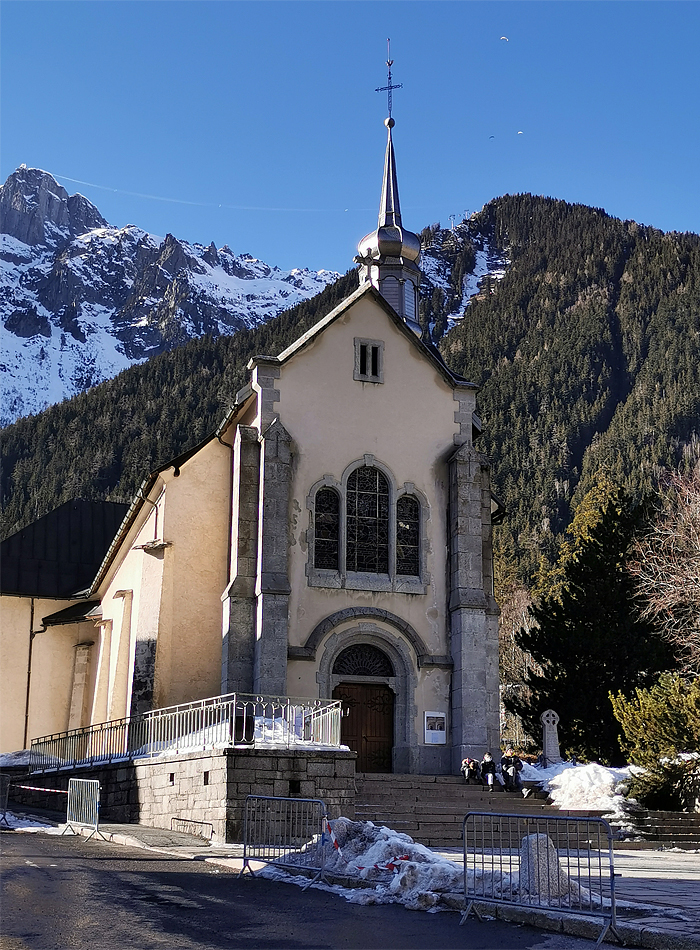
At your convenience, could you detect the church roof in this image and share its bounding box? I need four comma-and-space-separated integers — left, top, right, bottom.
0, 499, 129, 598
248, 282, 478, 390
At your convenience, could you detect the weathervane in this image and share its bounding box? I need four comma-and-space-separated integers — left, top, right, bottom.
375, 38, 402, 120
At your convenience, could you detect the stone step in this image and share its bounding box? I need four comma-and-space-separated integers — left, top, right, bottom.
356, 773, 465, 783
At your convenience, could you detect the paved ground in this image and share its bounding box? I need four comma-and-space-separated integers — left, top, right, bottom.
1, 831, 593, 950
4, 808, 700, 949
435, 846, 700, 948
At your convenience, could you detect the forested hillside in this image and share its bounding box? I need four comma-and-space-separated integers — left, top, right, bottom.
2, 194, 699, 592
436, 196, 700, 582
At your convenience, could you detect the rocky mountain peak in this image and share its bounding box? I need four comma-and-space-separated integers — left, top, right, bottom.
0, 164, 341, 427
0, 165, 106, 247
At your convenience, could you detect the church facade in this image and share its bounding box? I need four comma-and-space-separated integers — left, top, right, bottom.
2, 117, 502, 773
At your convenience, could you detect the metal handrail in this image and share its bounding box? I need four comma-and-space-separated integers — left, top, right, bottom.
29, 692, 342, 772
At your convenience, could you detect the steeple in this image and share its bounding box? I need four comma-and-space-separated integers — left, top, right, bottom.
355, 46, 422, 336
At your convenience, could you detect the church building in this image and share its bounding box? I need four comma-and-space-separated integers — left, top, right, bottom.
1, 113, 502, 774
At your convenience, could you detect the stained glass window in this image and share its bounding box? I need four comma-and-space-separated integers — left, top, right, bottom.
314, 488, 340, 570
396, 495, 420, 576
346, 466, 389, 573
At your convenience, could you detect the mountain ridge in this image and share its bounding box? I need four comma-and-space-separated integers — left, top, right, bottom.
0, 165, 340, 425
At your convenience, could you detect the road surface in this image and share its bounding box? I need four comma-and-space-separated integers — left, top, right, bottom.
1, 830, 597, 950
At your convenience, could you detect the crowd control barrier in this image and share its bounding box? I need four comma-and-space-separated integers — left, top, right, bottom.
239, 795, 329, 885
0, 774, 10, 827
62, 778, 104, 841
460, 812, 622, 946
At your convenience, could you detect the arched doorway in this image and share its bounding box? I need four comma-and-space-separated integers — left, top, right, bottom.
331, 644, 395, 773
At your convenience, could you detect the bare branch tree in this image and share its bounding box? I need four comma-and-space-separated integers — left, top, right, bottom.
628, 464, 700, 672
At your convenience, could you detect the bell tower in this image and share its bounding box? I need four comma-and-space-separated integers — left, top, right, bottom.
355, 44, 422, 336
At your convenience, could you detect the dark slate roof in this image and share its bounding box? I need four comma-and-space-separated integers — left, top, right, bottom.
0, 500, 129, 598
42, 601, 101, 626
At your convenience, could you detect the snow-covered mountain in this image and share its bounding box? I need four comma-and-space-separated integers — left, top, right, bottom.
0, 166, 340, 426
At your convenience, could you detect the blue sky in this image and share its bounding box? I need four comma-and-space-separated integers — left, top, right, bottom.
2, 1, 699, 273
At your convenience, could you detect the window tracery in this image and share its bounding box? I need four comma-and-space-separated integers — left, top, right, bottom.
346, 467, 389, 573
307, 460, 427, 593
314, 488, 340, 570
333, 644, 394, 677
396, 495, 420, 576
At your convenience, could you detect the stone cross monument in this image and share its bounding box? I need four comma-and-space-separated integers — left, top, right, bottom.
540, 709, 563, 765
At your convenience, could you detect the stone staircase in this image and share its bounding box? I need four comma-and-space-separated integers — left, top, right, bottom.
355, 775, 700, 850
618, 810, 700, 850
354, 773, 600, 848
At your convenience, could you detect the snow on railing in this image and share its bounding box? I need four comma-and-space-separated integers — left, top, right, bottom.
29, 693, 343, 772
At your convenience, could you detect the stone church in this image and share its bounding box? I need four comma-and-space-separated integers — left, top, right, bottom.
1, 116, 502, 773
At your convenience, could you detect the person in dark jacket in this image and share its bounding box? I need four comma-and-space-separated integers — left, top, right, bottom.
461, 757, 482, 784
501, 748, 523, 792
481, 752, 497, 787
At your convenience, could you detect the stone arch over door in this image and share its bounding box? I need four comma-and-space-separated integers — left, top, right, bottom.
317, 624, 418, 774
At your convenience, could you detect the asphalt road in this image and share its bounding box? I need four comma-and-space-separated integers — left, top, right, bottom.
1, 831, 596, 950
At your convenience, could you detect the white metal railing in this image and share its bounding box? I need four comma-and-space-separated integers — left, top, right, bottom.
29, 693, 343, 772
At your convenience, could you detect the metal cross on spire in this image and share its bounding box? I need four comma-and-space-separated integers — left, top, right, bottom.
375, 38, 402, 119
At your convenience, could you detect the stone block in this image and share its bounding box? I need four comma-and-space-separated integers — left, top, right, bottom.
334, 759, 355, 778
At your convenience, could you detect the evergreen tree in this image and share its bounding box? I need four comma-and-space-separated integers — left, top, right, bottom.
611, 674, 700, 811
505, 483, 674, 764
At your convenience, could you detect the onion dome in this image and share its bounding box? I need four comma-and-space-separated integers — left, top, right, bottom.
357, 118, 421, 265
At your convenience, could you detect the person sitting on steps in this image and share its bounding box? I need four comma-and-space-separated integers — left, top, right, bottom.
501, 747, 524, 793
481, 752, 497, 788
460, 757, 482, 784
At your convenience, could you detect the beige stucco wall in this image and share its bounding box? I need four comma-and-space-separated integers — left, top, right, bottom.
277, 297, 466, 656
156, 438, 231, 706
96, 498, 160, 723
96, 436, 231, 719
0, 595, 97, 752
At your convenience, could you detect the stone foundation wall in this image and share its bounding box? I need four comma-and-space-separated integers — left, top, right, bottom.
6, 747, 356, 843
225, 749, 356, 840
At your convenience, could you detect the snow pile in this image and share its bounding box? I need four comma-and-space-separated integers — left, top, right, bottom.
1, 811, 61, 833
520, 760, 634, 817
0, 750, 31, 768
264, 819, 464, 910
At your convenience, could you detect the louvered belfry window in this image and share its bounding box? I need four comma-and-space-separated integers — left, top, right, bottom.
346, 466, 389, 573
314, 488, 340, 570
396, 495, 420, 576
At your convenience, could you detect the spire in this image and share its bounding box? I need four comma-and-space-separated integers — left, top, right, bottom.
355, 43, 422, 335
379, 118, 401, 229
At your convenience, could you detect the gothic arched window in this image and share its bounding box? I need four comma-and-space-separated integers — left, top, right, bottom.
346, 466, 389, 574
314, 487, 340, 570
396, 495, 420, 576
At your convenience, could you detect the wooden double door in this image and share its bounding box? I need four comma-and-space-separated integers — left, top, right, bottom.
332, 682, 394, 773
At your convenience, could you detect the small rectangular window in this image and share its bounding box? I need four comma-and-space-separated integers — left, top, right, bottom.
354, 338, 384, 383
203, 771, 210, 786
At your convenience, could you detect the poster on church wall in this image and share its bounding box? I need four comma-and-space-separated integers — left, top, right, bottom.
424, 711, 447, 744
